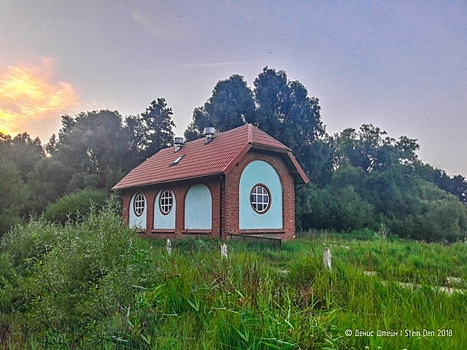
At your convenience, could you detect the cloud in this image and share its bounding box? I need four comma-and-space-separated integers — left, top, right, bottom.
0, 58, 79, 137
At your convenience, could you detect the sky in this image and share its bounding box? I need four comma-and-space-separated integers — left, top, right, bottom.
1, 0, 466, 176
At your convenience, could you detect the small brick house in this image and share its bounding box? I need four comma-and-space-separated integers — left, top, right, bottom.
112, 123, 308, 240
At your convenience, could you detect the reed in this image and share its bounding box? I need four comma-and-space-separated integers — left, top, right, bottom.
1, 212, 466, 349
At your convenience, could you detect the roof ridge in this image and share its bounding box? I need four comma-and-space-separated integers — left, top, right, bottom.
249, 124, 291, 151
112, 122, 306, 190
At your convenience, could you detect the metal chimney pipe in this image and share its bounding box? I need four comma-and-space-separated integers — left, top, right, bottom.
204, 127, 215, 144
174, 136, 184, 152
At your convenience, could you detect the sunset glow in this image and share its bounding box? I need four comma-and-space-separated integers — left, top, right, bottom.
0, 59, 79, 137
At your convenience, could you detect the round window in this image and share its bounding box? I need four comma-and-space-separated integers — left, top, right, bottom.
159, 190, 173, 215
133, 193, 145, 217
250, 184, 271, 213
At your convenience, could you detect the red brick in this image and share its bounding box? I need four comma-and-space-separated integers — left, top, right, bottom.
120, 151, 296, 241
116, 124, 307, 241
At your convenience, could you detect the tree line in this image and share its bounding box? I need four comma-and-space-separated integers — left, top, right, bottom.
1, 67, 466, 241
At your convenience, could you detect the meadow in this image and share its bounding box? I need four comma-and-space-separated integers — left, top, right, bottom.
1, 205, 466, 349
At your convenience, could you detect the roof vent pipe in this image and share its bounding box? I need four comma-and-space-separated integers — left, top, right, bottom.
174, 136, 184, 152
204, 127, 216, 144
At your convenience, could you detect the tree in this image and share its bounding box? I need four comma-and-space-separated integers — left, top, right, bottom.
0, 132, 44, 181
395, 180, 467, 241
127, 98, 176, 161
326, 124, 467, 241
184, 67, 327, 181
52, 110, 134, 191
25, 157, 74, 213
332, 124, 419, 174
450, 175, 467, 204
296, 183, 375, 232
184, 108, 207, 142
0, 132, 47, 221
184, 75, 255, 141
414, 163, 467, 205
0, 158, 27, 235
253, 67, 325, 179
330, 124, 419, 216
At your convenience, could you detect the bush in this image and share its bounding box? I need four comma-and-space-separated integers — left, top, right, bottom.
43, 189, 109, 224
0, 158, 27, 236
296, 184, 375, 232
391, 181, 467, 242
0, 200, 158, 345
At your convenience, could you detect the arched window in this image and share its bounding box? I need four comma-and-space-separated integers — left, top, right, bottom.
159, 190, 173, 215
185, 184, 212, 230
133, 193, 145, 217
239, 160, 282, 229
130, 193, 147, 229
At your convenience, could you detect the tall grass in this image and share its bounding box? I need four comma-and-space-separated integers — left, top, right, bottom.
1, 212, 466, 349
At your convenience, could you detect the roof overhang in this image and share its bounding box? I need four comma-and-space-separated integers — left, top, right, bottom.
223, 143, 309, 184
112, 172, 225, 192
284, 150, 309, 184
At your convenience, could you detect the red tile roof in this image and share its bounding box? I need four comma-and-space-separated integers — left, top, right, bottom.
112, 124, 308, 190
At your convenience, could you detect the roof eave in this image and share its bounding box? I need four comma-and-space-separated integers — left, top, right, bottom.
285, 151, 309, 184
112, 172, 225, 191
223, 143, 309, 185
223, 143, 252, 175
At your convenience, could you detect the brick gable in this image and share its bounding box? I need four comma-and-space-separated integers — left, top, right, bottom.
115, 124, 308, 241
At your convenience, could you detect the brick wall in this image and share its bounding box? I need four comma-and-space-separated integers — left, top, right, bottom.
121, 175, 222, 240
223, 149, 296, 240
120, 150, 296, 241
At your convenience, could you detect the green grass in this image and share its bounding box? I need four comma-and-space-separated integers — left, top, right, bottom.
1, 210, 467, 349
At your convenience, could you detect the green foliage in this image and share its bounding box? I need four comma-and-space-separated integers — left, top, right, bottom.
42, 190, 110, 224
331, 124, 419, 174
394, 180, 467, 242
184, 69, 467, 242
52, 110, 135, 191
25, 157, 74, 214
2, 229, 467, 349
184, 67, 328, 183
0, 158, 27, 235
297, 183, 375, 232
296, 124, 467, 242
0, 132, 44, 181
126, 98, 176, 162
184, 74, 255, 140
0, 99, 178, 234
0, 201, 157, 346
0, 132, 46, 235
416, 163, 467, 205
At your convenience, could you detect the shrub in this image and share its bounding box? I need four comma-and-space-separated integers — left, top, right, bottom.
296, 184, 375, 232
43, 189, 109, 224
0, 158, 27, 236
0, 200, 158, 345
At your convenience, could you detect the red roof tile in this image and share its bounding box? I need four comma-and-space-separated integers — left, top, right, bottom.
112, 124, 308, 190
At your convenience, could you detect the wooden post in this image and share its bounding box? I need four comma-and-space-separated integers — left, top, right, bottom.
221, 243, 228, 259
166, 238, 172, 255
323, 247, 332, 271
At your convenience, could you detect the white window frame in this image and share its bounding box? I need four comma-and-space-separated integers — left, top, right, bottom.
250, 184, 271, 214
172, 154, 185, 165
159, 190, 174, 215
133, 193, 145, 217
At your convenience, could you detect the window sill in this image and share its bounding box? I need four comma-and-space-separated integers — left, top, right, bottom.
182, 230, 212, 235
151, 229, 175, 234
238, 229, 285, 235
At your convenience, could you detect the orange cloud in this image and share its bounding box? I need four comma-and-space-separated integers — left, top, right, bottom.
0, 58, 79, 137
